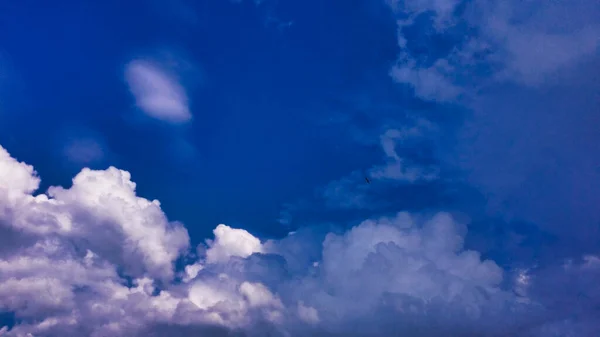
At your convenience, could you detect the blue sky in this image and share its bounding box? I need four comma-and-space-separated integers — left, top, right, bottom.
1, 0, 406, 240
0, 0, 599, 336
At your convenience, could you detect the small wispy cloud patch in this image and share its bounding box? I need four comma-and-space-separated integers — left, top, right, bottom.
125, 59, 192, 124
322, 170, 371, 210
63, 138, 104, 165
321, 121, 438, 210
53, 125, 113, 168
368, 124, 439, 182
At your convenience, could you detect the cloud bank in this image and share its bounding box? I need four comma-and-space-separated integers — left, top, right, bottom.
125, 59, 192, 123
388, 0, 600, 101
1, 144, 598, 336
383, 0, 600, 252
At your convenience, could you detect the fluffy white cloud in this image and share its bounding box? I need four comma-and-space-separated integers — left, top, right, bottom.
289, 213, 514, 332
204, 224, 264, 264
0, 146, 40, 196
0, 146, 189, 281
125, 59, 192, 123
0, 144, 595, 336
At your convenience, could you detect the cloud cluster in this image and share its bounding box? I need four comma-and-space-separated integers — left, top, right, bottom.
125, 59, 192, 123
4, 143, 596, 336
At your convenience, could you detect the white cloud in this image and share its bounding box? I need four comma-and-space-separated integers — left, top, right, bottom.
0, 145, 40, 196
47, 167, 190, 280
204, 224, 264, 264
297, 302, 319, 324
0, 145, 189, 281
318, 212, 504, 304
182, 262, 204, 283
0, 143, 595, 336
187, 275, 284, 328
125, 59, 192, 123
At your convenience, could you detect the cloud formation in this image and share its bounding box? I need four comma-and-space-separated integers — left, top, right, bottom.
383, 0, 600, 255
125, 59, 192, 123
2, 1, 597, 335
388, 0, 600, 101
2, 144, 598, 336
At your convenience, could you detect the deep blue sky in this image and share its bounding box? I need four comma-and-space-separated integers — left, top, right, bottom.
1, 0, 422, 241
1, 0, 375, 233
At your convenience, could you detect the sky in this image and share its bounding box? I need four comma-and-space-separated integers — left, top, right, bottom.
0, 0, 599, 336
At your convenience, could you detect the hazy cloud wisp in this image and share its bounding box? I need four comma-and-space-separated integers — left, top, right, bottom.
125, 59, 192, 123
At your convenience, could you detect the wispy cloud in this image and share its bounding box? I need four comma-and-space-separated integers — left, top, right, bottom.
322, 170, 371, 209
53, 125, 115, 168
386, 0, 600, 255
63, 138, 105, 165
125, 59, 192, 123
368, 124, 439, 182
388, 0, 600, 101
321, 122, 438, 210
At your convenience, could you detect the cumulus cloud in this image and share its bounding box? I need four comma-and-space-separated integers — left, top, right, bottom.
0, 145, 189, 281
125, 59, 192, 123
204, 224, 264, 264
0, 143, 597, 336
0, 146, 39, 195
